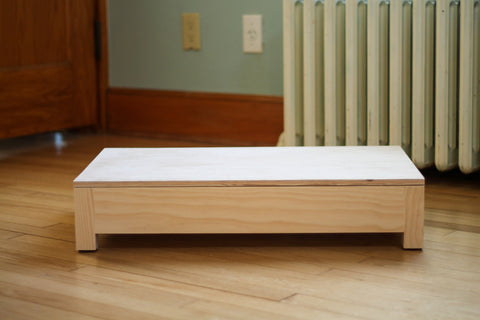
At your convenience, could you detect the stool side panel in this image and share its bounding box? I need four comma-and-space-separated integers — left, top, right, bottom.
92, 186, 407, 234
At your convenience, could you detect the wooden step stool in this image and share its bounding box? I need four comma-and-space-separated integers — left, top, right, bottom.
74, 146, 424, 251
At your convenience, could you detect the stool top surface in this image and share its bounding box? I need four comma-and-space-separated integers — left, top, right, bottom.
74, 146, 424, 187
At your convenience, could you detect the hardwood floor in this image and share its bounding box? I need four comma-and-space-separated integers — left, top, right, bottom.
0, 132, 479, 319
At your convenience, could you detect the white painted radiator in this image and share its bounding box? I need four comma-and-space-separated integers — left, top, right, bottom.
282, 0, 480, 173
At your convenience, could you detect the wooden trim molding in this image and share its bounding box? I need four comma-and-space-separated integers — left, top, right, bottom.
107, 88, 284, 145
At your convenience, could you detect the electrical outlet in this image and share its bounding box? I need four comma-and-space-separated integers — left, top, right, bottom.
182, 13, 201, 50
243, 14, 262, 53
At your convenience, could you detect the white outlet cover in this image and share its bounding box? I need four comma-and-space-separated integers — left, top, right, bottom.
243, 15, 262, 53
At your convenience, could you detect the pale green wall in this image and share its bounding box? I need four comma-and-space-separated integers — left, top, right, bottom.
108, 0, 283, 95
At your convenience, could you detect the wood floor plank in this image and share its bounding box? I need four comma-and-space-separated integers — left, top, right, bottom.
0, 263, 205, 319
342, 256, 480, 291
184, 299, 360, 320
319, 268, 480, 319
1, 132, 479, 319
44, 240, 296, 300
0, 204, 71, 228
442, 230, 480, 249
0, 294, 101, 320
286, 294, 409, 320
426, 208, 480, 227
0, 229, 22, 240
2, 234, 296, 300
0, 220, 75, 242
73, 266, 361, 320
0, 281, 160, 320
424, 239, 480, 257
0, 248, 81, 272
0, 186, 74, 208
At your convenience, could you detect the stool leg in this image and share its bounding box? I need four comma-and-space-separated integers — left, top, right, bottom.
403, 186, 424, 249
74, 188, 97, 251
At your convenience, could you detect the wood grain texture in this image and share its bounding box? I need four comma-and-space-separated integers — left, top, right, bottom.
74, 188, 97, 251
0, 65, 75, 138
106, 88, 283, 145
403, 186, 425, 249
0, 0, 97, 139
0, 65, 72, 110
0, 133, 479, 319
96, 0, 109, 131
74, 146, 424, 187
0, 0, 68, 68
70, 0, 97, 127
92, 186, 407, 234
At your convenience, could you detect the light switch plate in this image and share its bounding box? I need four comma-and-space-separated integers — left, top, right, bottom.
182, 13, 201, 50
243, 14, 262, 53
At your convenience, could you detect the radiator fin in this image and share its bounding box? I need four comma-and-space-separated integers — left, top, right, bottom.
459, 0, 480, 173
283, 0, 480, 173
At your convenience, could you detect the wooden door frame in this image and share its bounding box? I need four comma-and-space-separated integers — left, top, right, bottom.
96, 0, 109, 131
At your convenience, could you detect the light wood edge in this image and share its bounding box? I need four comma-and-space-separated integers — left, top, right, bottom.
403, 185, 424, 249
74, 188, 97, 251
73, 180, 425, 188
